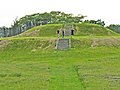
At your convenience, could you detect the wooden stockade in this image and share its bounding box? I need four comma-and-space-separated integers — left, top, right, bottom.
56, 39, 71, 50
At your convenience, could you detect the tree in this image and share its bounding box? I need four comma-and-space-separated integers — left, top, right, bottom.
11, 11, 86, 31
107, 24, 120, 33
84, 19, 105, 26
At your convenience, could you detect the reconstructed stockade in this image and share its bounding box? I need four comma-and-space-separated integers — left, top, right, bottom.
0, 20, 45, 37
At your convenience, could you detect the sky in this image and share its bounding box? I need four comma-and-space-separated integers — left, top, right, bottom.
0, 0, 120, 27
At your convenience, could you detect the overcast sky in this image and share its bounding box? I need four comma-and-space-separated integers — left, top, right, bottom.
0, 0, 120, 27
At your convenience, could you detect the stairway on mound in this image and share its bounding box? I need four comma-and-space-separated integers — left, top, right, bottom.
56, 39, 71, 50
64, 25, 74, 36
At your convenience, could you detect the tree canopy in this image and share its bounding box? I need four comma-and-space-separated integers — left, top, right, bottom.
84, 19, 105, 26
107, 24, 120, 33
12, 11, 86, 27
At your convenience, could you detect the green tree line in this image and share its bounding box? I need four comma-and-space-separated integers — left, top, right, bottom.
83, 19, 105, 26
12, 11, 86, 27
107, 24, 120, 33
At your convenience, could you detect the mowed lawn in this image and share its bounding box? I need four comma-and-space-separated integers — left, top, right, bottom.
0, 38, 120, 90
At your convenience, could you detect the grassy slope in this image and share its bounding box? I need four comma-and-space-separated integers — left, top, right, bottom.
74, 23, 118, 36
0, 23, 120, 90
18, 24, 63, 37
18, 23, 119, 37
0, 37, 120, 90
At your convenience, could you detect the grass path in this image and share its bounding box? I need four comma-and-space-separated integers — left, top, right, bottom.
49, 65, 85, 90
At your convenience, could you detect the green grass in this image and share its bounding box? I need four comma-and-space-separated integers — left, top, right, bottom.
74, 23, 119, 36
18, 24, 63, 37
0, 37, 120, 90
17, 23, 119, 37
0, 62, 49, 90
0, 23, 120, 90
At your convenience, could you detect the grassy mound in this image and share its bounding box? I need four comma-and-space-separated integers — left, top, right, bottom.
18, 23, 119, 37
0, 23, 120, 90
74, 23, 118, 36
18, 24, 63, 37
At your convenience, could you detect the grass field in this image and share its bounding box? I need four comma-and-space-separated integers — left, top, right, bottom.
0, 36, 120, 90
0, 23, 120, 90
